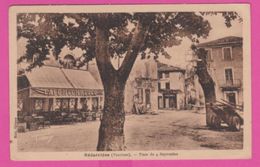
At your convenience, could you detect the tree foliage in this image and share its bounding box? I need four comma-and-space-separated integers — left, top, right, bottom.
17, 12, 217, 70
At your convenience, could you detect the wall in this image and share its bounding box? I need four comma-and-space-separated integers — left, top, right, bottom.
206, 45, 243, 105
124, 58, 158, 113
158, 69, 186, 110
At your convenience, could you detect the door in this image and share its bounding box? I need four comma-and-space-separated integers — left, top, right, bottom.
169, 94, 177, 109
164, 97, 169, 108
226, 92, 236, 105
158, 96, 163, 109
145, 89, 151, 108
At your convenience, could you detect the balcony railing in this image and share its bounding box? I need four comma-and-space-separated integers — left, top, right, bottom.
219, 79, 242, 88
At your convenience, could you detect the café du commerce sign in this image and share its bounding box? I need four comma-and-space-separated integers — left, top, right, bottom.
30, 87, 103, 98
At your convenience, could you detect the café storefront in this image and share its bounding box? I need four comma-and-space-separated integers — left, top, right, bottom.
18, 87, 103, 113
17, 66, 104, 126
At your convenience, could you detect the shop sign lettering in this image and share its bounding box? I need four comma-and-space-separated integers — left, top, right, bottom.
30, 88, 103, 97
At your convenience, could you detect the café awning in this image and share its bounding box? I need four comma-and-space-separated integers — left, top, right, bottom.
20, 66, 103, 98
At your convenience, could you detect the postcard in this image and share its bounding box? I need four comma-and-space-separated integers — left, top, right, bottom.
9, 4, 251, 160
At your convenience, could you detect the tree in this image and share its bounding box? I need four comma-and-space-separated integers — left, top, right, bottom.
191, 47, 221, 128
17, 11, 239, 151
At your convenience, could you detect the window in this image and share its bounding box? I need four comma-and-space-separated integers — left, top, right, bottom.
61, 99, 69, 111
69, 99, 76, 109
54, 99, 61, 110
158, 82, 161, 90
165, 82, 170, 89
92, 97, 99, 111
48, 99, 53, 111
80, 98, 87, 111
223, 47, 232, 61
164, 72, 170, 78
225, 68, 233, 83
34, 99, 43, 111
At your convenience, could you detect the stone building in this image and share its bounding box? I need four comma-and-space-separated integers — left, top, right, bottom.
124, 58, 158, 113
157, 62, 186, 110
197, 36, 243, 106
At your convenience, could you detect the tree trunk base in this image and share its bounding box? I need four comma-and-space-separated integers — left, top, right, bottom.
97, 134, 126, 151
206, 104, 221, 129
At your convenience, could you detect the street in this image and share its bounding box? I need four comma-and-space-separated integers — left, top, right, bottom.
17, 110, 243, 152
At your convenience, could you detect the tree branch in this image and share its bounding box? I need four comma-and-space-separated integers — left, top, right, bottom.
95, 17, 116, 85
118, 21, 149, 82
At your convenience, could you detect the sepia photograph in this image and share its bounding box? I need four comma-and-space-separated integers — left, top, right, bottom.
9, 4, 251, 160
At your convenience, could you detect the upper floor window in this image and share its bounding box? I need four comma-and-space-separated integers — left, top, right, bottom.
225, 68, 233, 83
223, 47, 232, 61
165, 82, 170, 89
164, 72, 170, 78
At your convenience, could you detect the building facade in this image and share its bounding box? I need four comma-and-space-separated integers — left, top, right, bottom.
157, 62, 186, 110
197, 36, 243, 106
124, 58, 158, 113
17, 66, 104, 117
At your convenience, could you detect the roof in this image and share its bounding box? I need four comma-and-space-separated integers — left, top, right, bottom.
197, 36, 243, 47
62, 68, 103, 89
157, 62, 185, 73
25, 66, 73, 89
23, 66, 103, 90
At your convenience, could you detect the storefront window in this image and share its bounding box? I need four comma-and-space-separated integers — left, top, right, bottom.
80, 98, 87, 111
34, 99, 43, 111
69, 99, 76, 109
54, 99, 61, 111
48, 99, 53, 111
92, 97, 99, 111
61, 99, 69, 111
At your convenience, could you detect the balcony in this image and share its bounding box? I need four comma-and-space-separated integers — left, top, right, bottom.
219, 79, 242, 90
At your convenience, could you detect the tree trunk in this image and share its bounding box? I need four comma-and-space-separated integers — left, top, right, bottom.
198, 78, 221, 128
94, 17, 148, 150
97, 77, 126, 151
196, 48, 221, 129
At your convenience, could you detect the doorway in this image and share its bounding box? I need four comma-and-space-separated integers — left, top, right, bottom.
226, 92, 236, 105
163, 94, 177, 109
145, 89, 151, 108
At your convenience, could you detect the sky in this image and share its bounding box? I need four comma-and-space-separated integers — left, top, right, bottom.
17, 13, 243, 69
158, 14, 243, 68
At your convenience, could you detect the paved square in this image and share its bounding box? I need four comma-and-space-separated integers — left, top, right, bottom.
17, 110, 243, 152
